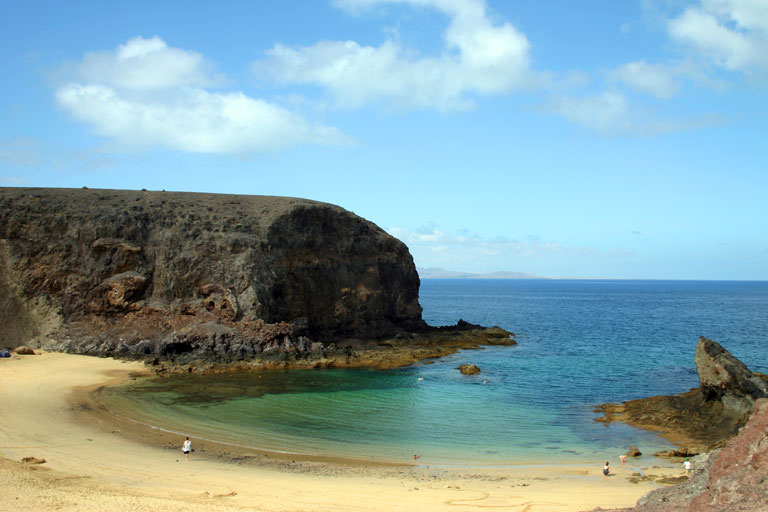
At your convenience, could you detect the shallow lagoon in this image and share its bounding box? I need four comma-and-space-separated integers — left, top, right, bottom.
99, 280, 768, 465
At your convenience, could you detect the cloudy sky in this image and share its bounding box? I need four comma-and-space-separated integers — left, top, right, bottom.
1, 0, 766, 279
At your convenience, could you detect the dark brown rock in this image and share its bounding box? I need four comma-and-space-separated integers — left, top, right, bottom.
0, 187, 515, 369
695, 336, 768, 415
625, 446, 642, 457
14, 345, 35, 355
458, 364, 481, 375
595, 337, 766, 453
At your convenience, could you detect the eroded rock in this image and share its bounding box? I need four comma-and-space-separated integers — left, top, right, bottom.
695, 336, 768, 415
0, 188, 515, 369
591, 399, 768, 512
595, 337, 768, 453
458, 364, 481, 375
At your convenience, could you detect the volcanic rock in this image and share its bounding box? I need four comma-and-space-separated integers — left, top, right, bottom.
458, 364, 481, 375
589, 399, 768, 512
595, 337, 768, 453
695, 336, 768, 416
0, 188, 514, 369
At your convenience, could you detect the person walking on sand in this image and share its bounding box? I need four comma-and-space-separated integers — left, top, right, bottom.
182, 437, 191, 461
603, 461, 610, 476
683, 458, 692, 476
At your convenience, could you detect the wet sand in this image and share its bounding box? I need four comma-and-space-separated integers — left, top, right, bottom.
0, 352, 683, 511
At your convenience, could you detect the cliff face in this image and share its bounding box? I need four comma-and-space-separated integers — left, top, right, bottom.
0, 188, 426, 361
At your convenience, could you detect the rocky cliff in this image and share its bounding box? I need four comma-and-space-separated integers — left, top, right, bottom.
595, 337, 768, 454
0, 188, 517, 369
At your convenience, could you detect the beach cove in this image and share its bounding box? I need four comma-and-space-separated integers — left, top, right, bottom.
0, 352, 683, 512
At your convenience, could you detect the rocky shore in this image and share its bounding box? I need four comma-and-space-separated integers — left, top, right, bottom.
0, 187, 514, 372
595, 337, 768, 454
592, 337, 768, 512
591, 398, 768, 512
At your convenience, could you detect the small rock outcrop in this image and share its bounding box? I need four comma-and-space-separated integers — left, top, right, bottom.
458, 364, 481, 375
21, 457, 46, 464
595, 337, 768, 453
590, 399, 768, 512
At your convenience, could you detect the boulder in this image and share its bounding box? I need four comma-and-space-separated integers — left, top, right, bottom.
625, 446, 642, 457
458, 364, 481, 375
695, 336, 768, 415
14, 345, 35, 355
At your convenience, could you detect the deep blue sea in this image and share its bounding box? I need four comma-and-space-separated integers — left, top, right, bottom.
99, 279, 768, 466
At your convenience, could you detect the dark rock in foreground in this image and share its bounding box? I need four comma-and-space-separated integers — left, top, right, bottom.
0, 188, 515, 370
590, 398, 768, 512
595, 337, 768, 453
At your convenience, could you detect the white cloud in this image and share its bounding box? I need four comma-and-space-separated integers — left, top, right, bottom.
543, 91, 630, 132
389, 224, 633, 260
55, 37, 348, 155
610, 60, 682, 98
55, 84, 347, 154
539, 88, 725, 135
76, 36, 221, 90
668, 0, 768, 72
255, 0, 542, 111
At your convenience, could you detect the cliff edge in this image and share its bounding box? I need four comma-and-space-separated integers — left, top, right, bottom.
0, 188, 513, 369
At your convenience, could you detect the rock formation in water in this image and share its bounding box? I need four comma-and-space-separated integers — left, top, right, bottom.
590, 398, 768, 512
0, 188, 514, 369
457, 363, 481, 375
595, 337, 768, 454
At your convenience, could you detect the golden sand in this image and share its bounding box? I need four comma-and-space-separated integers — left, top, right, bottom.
0, 352, 682, 511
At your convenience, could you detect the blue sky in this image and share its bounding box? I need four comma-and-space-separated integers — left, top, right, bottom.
1, 0, 766, 280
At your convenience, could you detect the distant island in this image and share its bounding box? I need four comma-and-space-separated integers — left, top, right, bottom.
416, 267, 544, 279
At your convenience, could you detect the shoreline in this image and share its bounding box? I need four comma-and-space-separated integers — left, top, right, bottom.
1, 352, 683, 512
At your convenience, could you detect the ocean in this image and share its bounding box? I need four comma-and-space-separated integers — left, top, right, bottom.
97, 279, 768, 466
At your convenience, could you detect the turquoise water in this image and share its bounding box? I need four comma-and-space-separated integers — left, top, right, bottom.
99, 279, 768, 465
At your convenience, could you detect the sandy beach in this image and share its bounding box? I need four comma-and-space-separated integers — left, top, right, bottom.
0, 353, 683, 512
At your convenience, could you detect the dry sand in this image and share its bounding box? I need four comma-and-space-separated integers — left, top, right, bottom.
0, 353, 682, 511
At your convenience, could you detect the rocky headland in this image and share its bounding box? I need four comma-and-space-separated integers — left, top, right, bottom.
590, 398, 768, 512
595, 337, 768, 454
592, 337, 768, 511
0, 187, 514, 371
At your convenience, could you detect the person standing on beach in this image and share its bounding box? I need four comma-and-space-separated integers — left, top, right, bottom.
182, 437, 191, 461
684, 458, 692, 476
603, 461, 610, 476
